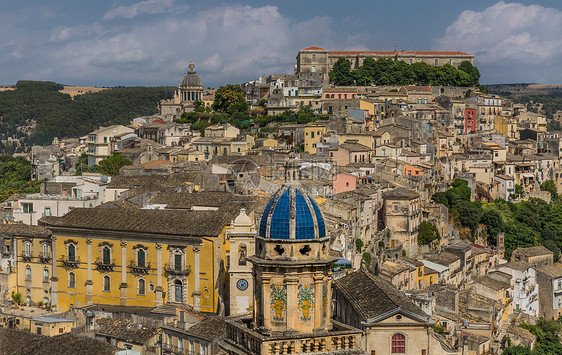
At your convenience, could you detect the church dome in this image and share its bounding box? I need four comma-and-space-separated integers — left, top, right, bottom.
181, 61, 202, 87
259, 186, 326, 240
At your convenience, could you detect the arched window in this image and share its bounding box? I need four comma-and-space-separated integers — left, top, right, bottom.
68, 244, 76, 262
137, 249, 146, 268
69, 271, 76, 288
24, 242, 31, 257
43, 268, 49, 283
238, 245, 247, 266
174, 279, 183, 302
42, 243, 49, 258
138, 278, 146, 295
102, 246, 111, 265
25, 266, 31, 281
103, 275, 111, 292
391, 334, 406, 353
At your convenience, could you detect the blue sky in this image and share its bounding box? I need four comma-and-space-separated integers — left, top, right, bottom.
1, 1, 562, 87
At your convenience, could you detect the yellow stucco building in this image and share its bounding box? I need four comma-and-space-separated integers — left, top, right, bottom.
304, 121, 327, 154
39, 207, 234, 313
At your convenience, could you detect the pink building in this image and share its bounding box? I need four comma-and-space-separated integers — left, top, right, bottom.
333, 173, 356, 194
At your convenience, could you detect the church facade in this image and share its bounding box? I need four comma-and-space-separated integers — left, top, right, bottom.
159, 61, 204, 121
222, 185, 363, 354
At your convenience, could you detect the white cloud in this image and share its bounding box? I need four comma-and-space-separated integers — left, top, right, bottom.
103, 0, 176, 20
0, 3, 358, 86
434, 1, 562, 83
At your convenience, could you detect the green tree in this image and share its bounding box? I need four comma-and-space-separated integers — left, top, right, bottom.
458, 61, 481, 85
74, 152, 97, 175
418, 221, 441, 245
355, 239, 364, 252
480, 206, 505, 244
457, 200, 483, 233
541, 179, 558, 202
329, 58, 354, 86
97, 153, 132, 176
501, 345, 532, 355
213, 84, 247, 113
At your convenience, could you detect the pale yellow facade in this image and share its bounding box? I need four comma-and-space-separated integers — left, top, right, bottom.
304, 123, 327, 154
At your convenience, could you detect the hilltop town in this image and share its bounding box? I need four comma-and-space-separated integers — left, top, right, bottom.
1, 47, 562, 355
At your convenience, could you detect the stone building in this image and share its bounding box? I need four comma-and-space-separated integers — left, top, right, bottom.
333, 269, 446, 355
296, 46, 474, 77
159, 61, 204, 121
382, 187, 421, 256
227, 209, 257, 316
222, 185, 363, 354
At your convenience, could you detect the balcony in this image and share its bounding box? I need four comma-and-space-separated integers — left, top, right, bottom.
162, 343, 195, 355
95, 258, 116, 272
60, 256, 80, 269
21, 253, 32, 262
39, 254, 52, 264
164, 263, 190, 276
129, 261, 151, 275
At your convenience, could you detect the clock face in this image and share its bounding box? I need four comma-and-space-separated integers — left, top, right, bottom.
237, 279, 249, 291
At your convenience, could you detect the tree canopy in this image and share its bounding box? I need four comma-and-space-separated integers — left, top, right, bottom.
328, 59, 481, 87
212, 84, 248, 113
418, 221, 441, 245
96, 153, 132, 176
0, 154, 40, 202
0, 81, 174, 154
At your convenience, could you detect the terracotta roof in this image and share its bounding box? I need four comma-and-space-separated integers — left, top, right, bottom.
0, 223, 51, 237
149, 192, 265, 211
39, 208, 234, 237
329, 50, 472, 56
334, 269, 428, 322
96, 317, 159, 344
140, 160, 173, 169
0, 328, 117, 355
512, 245, 553, 258
301, 46, 327, 51
536, 263, 562, 278
185, 316, 228, 340
383, 187, 419, 200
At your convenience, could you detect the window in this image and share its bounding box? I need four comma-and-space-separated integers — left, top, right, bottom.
391, 334, 405, 353
23, 203, 33, 213
104, 137, 107, 143
103, 275, 110, 292
174, 279, 183, 302
434, 59, 438, 66
312, 54, 316, 62
42, 243, 49, 258
311, 65, 316, 73
137, 249, 146, 268
68, 244, 76, 262
174, 253, 182, 271
24, 242, 31, 257
25, 266, 31, 281
44, 207, 51, 217
449, 59, 453, 65
311, 132, 315, 139
409, 59, 412, 64
69, 271, 75, 288
138, 278, 146, 295
329, 59, 333, 65
43, 268, 49, 282
102, 246, 111, 265
393, 203, 399, 212
238, 245, 247, 266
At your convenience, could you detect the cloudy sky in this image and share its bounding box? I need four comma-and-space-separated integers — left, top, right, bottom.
1, 0, 562, 87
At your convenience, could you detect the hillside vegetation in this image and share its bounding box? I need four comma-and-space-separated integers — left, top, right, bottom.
0, 81, 174, 154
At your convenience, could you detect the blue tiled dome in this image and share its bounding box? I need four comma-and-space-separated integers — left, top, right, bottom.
259, 186, 326, 240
